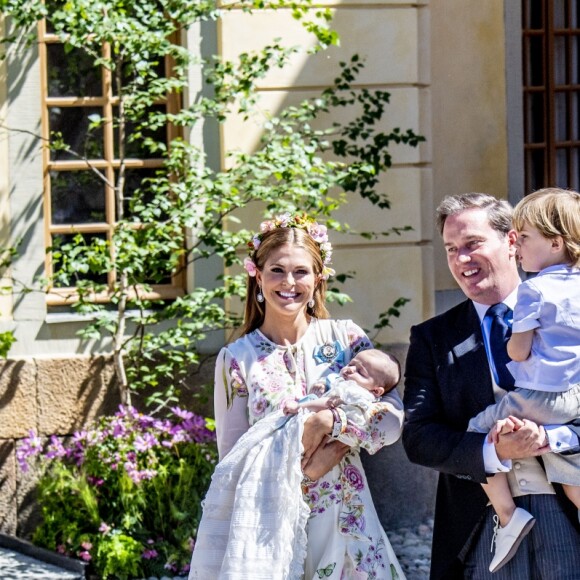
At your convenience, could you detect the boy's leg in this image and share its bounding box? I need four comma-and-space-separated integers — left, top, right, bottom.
562, 484, 580, 510
482, 473, 516, 527
483, 473, 536, 573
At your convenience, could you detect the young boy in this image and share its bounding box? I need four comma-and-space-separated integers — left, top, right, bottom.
468, 188, 580, 573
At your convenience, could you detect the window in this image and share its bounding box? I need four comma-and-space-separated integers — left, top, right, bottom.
38, 19, 185, 305
523, 0, 580, 191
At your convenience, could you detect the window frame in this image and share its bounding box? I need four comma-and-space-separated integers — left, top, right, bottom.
38, 19, 186, 306
522, 0, 580, 191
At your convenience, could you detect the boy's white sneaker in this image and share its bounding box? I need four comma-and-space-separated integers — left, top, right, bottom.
489, 507, 535, 573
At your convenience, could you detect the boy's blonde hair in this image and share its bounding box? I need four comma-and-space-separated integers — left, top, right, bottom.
512, 188, 580, 266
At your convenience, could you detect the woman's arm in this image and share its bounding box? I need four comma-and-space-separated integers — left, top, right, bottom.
214, 348, 250, 459
345, 390, 404, 453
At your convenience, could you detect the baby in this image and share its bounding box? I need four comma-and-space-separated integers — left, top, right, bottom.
283, 348, 401, 417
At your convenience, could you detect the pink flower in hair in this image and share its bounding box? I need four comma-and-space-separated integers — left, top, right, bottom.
246, 212, 334, 279
243, 257, 258, 277
260, 220, 275, 233
308, 223, 328, 244
276, 212, 292, 227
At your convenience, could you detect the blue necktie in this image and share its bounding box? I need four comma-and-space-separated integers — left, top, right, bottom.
485, 303, 516, 391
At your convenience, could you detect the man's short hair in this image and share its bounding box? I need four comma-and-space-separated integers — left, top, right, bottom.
436, 192, 513, 237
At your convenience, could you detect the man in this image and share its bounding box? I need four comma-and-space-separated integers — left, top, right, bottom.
402, 193, 580, 579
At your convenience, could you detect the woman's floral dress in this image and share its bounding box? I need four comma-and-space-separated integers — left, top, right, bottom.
203, 318, 405, 579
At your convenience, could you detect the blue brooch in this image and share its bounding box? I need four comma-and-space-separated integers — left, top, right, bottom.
313, 341, 345, 365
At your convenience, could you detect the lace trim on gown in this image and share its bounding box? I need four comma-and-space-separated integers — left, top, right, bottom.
189, 410, 310, 579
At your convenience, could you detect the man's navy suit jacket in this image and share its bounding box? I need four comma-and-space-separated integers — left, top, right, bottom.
402, 299, 579, 579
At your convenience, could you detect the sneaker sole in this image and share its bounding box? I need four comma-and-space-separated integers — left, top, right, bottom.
490, 517, 536, 573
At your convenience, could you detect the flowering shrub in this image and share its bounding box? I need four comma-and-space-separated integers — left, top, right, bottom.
17, 406, 218, 579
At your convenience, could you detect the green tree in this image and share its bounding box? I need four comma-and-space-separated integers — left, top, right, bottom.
0, 245, 17, 357
1, 0, 423, 408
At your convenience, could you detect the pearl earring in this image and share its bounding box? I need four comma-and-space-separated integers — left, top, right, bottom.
308, 298, 315, 309
257, 287, 264, 303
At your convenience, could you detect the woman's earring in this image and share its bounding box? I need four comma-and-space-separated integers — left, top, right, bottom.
308, 298, 315, 309
257, 287, 264, 303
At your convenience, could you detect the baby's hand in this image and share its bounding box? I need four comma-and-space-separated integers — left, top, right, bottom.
282, 400, 299, 415
309, 382, 326, 397
487, 418, 517, 444
326, 395, 344, 409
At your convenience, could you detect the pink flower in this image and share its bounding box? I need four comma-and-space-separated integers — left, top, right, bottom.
142, 548, 159, 560
99, 522, 111, 534
276, 213, 292, 226
243, 257, 257, 277
308, 222, 328, 244
260, 220, 275, 233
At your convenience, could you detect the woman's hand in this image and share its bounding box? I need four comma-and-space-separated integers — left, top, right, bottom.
301, 409, 348, 481
301, 409, 333, 465
302, 440, 349, 481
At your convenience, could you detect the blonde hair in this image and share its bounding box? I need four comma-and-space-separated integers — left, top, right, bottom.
240, 227, 329, 336
512, 188, 580, 266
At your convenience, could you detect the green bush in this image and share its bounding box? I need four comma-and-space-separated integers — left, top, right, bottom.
17, 406, 217, 578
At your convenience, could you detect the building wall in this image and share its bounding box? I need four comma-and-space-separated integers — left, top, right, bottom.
220, 1, 433, 345
431, 0, 510, 293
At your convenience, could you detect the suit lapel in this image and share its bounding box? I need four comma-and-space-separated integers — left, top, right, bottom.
442, 301, 496, 420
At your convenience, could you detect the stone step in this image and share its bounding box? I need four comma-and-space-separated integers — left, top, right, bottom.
0, 535, 85, 579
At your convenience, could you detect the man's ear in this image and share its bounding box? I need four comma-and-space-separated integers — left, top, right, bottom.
507, 229, 519, 257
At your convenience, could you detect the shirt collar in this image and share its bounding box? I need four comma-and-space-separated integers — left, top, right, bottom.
472, 286, 520, 323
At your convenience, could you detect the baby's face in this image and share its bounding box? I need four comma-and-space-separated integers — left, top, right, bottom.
339, 351, 382, 392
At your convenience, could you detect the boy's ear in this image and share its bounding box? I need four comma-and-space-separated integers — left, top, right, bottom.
372, 386, 385, 398
551, 236, 564, 253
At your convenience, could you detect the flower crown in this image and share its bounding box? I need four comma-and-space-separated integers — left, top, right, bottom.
243, 213, 335, 280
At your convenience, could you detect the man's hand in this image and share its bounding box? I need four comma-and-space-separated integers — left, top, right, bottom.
495, 415, 550, 461
301, 439, 349, 481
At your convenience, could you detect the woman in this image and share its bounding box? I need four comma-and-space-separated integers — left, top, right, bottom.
190, 213, 405, 579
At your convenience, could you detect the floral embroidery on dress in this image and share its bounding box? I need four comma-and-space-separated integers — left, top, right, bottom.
304, 478, 343, 514
226, 358, 248, 408
343, 464, 365, 491
339, 502, 366, 539
349, 333, 373, 356
254, 335, 276, 359
354, 536, 390, 578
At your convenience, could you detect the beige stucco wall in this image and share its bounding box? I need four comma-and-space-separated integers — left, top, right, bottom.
220, 2, 432, 344
430, 0, 509, 292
